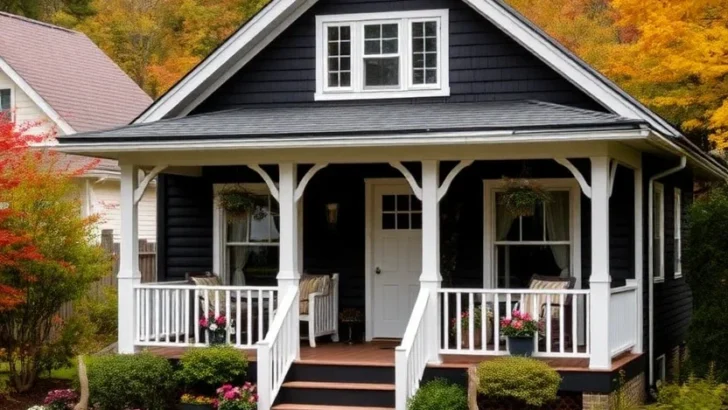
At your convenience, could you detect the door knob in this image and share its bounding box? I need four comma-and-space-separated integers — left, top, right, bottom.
375, 267, 382, 275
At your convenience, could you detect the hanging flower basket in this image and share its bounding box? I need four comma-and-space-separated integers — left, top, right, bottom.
498, 178, 551, 217
216, 187, 266, 220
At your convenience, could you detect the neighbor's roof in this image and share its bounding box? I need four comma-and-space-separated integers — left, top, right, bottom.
0, 12, 152, 133
61, 101, 644, 143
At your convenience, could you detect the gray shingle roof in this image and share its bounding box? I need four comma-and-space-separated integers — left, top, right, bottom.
62, 101, 643, 143
0, 12, 152, 133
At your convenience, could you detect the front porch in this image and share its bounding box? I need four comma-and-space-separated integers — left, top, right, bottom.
116, 146, 645, 409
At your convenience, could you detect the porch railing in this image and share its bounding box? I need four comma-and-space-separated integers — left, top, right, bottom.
133, 283, 278, 348
609, 284, 638, 357
438, 288, 590, 358
395, 288, 431, 409
257, 287, 299, 410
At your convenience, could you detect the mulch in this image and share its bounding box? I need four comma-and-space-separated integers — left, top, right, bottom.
0, 379, 72, 410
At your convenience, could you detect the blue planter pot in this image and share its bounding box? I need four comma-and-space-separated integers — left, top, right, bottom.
508, 336, 534, 357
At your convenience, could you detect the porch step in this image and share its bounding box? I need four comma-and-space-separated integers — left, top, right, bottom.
272, 405, 393, 410
275, 362, 396, 408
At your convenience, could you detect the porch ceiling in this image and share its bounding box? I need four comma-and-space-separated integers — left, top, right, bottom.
59, 100, 642, 144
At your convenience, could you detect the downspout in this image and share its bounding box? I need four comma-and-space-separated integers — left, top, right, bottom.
648, 156, 686, 385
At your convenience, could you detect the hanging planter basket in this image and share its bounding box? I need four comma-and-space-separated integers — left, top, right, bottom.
498, 178, 551, 218
216, 187, 267, 220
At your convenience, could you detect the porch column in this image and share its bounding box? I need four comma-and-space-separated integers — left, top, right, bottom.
277, 162, 300, 356
118, 163, 140, 354
420, 160, 441, 363
590, 157, 611, 369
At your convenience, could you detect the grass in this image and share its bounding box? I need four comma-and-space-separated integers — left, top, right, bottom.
0, 360, 77, 383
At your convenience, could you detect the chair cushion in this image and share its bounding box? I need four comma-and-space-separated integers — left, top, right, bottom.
190, 275, 223, 287
522, 277, 572, 319
299, 274, 331, 314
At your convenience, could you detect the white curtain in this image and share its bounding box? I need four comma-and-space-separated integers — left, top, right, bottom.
232, 247, 249, 286
496, 202, 517, 241
227, 220, 248, 286
545, 192, 570, 278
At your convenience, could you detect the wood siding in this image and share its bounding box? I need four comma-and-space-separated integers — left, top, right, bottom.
642, 154, 693, 369
194, 0, 604, 113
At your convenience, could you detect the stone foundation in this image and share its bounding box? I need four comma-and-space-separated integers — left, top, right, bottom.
583, 372, 645, 410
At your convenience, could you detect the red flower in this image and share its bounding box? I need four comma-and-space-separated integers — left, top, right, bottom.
216, 315, 227, 326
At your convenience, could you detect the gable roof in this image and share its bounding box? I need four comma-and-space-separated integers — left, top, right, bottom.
0, 12, 152, 133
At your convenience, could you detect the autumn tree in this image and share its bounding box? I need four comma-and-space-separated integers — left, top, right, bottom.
0, 119, 111, 392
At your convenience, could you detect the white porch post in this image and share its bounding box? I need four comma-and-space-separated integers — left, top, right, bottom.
590, 157, 611, 369
278, 162, 300, 357
118, 163, 140, 354
420, 160, 441, 363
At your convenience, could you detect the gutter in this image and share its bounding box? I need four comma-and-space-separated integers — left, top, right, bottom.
647, 156, 686, 385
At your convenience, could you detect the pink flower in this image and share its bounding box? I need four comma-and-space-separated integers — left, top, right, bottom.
199, 317, 208, 327
522, 312, 532, 321
513, 320, 523, 330
216, 315, 227, 326
224, 389, 239, 400
217, 384, 234, 394
500, 318, 511, 327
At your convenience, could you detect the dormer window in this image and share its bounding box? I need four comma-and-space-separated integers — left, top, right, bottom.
315, 10, 449, 100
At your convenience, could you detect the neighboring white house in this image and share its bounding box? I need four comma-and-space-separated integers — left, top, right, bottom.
0, 12, 155, 242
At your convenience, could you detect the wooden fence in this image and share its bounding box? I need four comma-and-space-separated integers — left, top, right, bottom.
57, 229, 157, 321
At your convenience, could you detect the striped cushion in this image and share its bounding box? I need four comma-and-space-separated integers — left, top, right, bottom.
522, 278, 571, 319
190, 275, 222, 287
299, 274, 331, 314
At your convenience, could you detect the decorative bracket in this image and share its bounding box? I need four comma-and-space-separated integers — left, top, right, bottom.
555, 158, 619, 199
437, 160, 474, 201
554, 158, 592, 199
295, 163, 328, 202
134, 165, 167, 205
389, 162, 423, 200
247, 164, 280, 202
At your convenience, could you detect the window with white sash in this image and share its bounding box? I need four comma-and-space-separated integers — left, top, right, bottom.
0, 89, 11, 120
315, 10, 449, 100
674, 188, 682, 278
653, 183, 665, 282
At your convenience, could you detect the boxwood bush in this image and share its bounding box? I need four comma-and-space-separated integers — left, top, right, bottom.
408, 379, 468, 410
477, 357, 561, 407
86, 353, 176, 410
176, 345, 248, 394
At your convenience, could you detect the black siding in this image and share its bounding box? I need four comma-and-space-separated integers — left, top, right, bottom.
194, 0, 604, 113
642, 153, 693, 383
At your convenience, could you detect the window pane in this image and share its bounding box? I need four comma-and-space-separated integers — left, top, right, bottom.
545, 191, 570, 241
382, 23, 398, 38
228, 246, 279, 286
365, 24, 381, 39
328, 26, 339, 40
0, 89, 9, 111
340, 72, 351, 87
425, 37, 437, 52
365, 40, 380, 55
340, 41, 350, 55
249, 201, 279, 243
396, 194, 410, 211
364, 57, 399, 87
520, 202, 544, 241
496, 245, 568, 288
382, 39, 398, 54
412, 20, 437, 85
425, 21, 437, 36
411, 212, 422, 229
397, 213, 409, 230
383, 213, 395, 230
383, 195, 395, 211
425, 69, 437, 84
328, 57, 339, 71
326, 26, 350, 88
413, 53, 424, 69
340, 26, 351, 40
227, 217, 249, 242
412, 22, 423, 37
425, 53, 437, 68
495, 197, 519, 241
410, 195, 422, 211
328, 73, 339, 87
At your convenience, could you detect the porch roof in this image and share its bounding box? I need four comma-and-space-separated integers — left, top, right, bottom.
59, 100, 643, 144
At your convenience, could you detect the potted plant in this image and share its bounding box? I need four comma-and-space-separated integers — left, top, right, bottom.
498, 177, 551, 217
199, 312, 229, 345
180, 394, 217, 410
216, 187, 266, 220
500, 310, 539, 357
451, 308, 492, 349
216, 383, 258, 410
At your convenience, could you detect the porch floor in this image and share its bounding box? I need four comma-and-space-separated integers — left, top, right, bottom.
143, 340, 640, 372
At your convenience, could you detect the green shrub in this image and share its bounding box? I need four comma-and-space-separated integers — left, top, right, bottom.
647, 373, 728, 410
176, 345, 248, 394
407, 379, 468, 410
476, 357, 561, 407
85, 353, 176, 410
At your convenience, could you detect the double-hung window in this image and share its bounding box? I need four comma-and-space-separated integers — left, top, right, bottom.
674, 188, 682, 278
316, 10, 449, 100
653, 183, 665, 282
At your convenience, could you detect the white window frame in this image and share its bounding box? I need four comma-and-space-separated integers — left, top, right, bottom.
483, 179, 582, 289
212, 183, 280, 285
315, 9, 450, 101
0, 86, 14, 121
655, 354, 667, 385
674, 188, 682, 278
653, 183, 665, 283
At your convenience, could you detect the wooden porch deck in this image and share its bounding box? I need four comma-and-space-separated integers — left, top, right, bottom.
144, 340, 640, 372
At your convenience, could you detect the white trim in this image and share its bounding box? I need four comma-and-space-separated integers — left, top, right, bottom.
134, 165, 167, 204
247, 164, 280, 201
389, 162, 423, 200
317, 10, 451, 101
59, 128, 650, 153
295, 163, 327, 202
0, 57, 75, 134
674, 187, 682, 279
653, 182, 665, 283
482, 178, 581, 290
554, 158, 591, 198
634, 162, 644, 354
438, 160, 473, 201
655, 354, 667, 384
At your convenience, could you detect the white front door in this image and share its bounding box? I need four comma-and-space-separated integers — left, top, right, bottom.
372, 183, 422, 339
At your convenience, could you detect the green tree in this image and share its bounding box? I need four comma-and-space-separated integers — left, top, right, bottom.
0, 125, 111, 392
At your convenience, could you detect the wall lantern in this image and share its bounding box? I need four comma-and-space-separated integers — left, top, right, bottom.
326, 203, 339, 228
